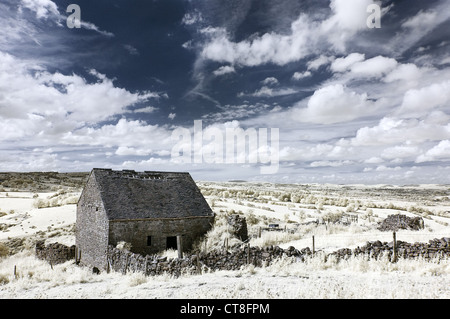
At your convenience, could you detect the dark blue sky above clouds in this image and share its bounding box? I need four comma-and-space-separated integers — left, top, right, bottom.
1, 0, 450, 183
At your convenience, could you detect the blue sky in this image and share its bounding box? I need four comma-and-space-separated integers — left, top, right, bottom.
1, 0, 450, 183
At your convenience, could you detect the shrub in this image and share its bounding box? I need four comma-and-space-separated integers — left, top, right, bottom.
116, 241, 132, 251
33, 198, 49, 209
322, 211, 344, 224
128, 272, 148, 287
0, 243, 8, 258
0, 273, 9, 285
246, 212, 260, 226
63, 196, 79, 205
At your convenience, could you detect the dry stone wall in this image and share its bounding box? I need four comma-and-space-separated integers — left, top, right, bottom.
330, 237, 450, 261
105, 237, 450, 276
35, 237, 450, 275
105, 244, 313, 277
35, 240, 76, 265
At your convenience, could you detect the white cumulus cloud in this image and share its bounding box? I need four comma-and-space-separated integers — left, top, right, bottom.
416, 140, 450, 163
292, 84, 373, 124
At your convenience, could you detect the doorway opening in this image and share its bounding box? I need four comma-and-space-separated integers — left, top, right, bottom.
166, 236, 177, 250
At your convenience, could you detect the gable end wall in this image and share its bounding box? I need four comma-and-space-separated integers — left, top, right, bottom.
76, 173, 109, 270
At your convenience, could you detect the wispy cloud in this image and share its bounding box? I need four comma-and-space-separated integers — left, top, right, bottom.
239, 87, 297, 98
213, 65, 235, 76
19, 0, 59, 20
1, 0, 450, 183
18, 0, 114, 36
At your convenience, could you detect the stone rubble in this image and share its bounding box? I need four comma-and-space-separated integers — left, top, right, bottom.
377, 214, 424, 231
227, 214, 249, 242
35, 240, 76, 265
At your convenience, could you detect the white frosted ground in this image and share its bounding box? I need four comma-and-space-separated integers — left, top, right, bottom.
0, 183, 449, 299
0, 251, 448, 298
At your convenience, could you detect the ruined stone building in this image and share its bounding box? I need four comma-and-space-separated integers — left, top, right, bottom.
76, 168, 214, 270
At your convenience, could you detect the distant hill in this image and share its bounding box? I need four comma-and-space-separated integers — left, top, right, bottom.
0, 172, 89, 192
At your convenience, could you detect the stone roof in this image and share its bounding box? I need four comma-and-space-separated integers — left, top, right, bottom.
91, 168, 214, 220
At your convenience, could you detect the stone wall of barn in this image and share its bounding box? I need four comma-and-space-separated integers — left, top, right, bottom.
108, 216, 214, 257
76, 173, 110, 270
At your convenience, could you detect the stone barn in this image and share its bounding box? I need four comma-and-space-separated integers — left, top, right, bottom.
76, 168, 215, 270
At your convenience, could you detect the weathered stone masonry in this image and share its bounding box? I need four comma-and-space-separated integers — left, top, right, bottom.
108, 216, 213, 255
377, 214, 424, 232
76, 168, 215, 271
76, 171, 109, 270
35, 241, 76, 265
104, 237, 449, 276
36, 237, 450, 276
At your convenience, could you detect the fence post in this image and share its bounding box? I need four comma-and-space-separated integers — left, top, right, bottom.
177, 235, 183, 259
392, 231, 398, 263
144, 255, 149, 275
50, 245, 54, 269
312, 235, 315, 255
124, 252, 129, 275
196, 254, 201, 274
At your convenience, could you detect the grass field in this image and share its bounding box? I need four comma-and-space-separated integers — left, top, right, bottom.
0, 173, 449, 298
